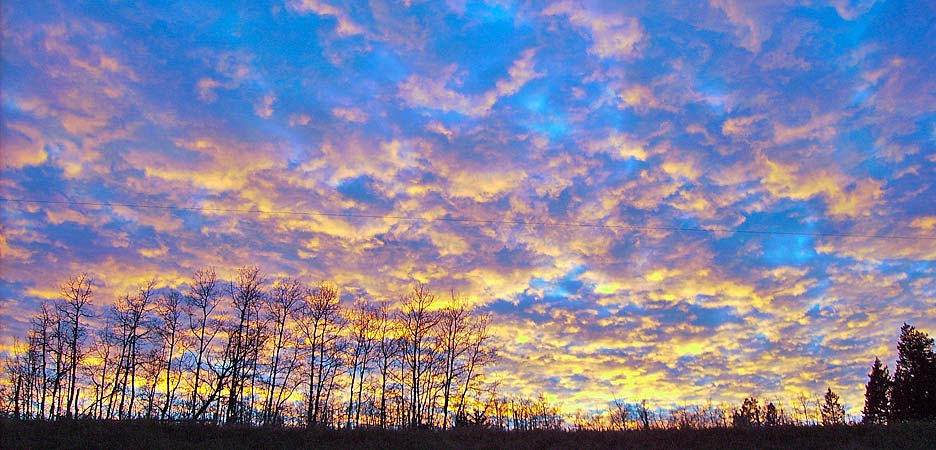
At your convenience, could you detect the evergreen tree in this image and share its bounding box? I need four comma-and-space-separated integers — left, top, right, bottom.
820, 387, 845, 425
764, 402, 781, 427
891, 323, 936, 422
862, 357, 890, 424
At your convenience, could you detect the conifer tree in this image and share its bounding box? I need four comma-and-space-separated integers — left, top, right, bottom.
862, 357, 890, 424
891, 323, 936, 422
764, 402, 780, 427
820, 387, 845, 425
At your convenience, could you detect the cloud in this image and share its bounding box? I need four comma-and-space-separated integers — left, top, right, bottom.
617, 85, 661, 112
397, 65, 473, 114
194, 51, 259, 103
722, 114, 765, 137
584, 132, 649, 160
254, 93, 276, 118
910, 217, 936, 231
446, 168, 528, 202
708, 0, 782, 53
40, 23, 139, 82
772, 113, 839, 145
759, 156, 884, 218
397, 49, 543, 117
830, 0, 880, 20
126, 136, 283, 193
487, 48, 543, 105
426, 121, 454, 140
196, 77, 222, 102
542, 1, 644, 59
287, 0, 364, 36
289, 113, 311, 126
332, 106, 369, 123
1, 121, 48, 169
2, 0, 934, 420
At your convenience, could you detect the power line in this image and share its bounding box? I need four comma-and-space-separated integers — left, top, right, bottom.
2, 197, 935, 241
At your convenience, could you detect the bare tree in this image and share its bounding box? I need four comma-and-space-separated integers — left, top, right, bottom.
456, 310, 494, 422
399, 283, 439, 428
225, 266, 266, 424
3, 271, 504, 428
437, 293, 471, 429
262, 278, 305, 425
345, 299, 376, 428
27, 302, 57, 419
373, 301, 400, 428
157, 290, 184, 420
3, 339, 27, 419
296, 282, 344, 427
109, 279, 156, 419
140, 345, 164, 418
636, 399, 652, 430
609, 398, 630, 430
794, 392, 814, 425
185, 267, 222, 419
85, 322, 118, 419
59, 273, 94, 418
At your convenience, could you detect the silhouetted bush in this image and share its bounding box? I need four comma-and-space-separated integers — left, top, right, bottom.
3, 418, 936, 450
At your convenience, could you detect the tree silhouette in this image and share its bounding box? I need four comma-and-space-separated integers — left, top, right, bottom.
636, 399, 652, 430
764, 402, 781, 427
225, 266, 266, 424
399, 283, 440, 428
59, 273, 94, 418
373, 301, 401, 429
185, 267, 222, 419
891, 323, 936, 422
10, 269, 936, 432
261, 278, 304, 425
298, 281, 344, 427
608, 398, 630, 430
820, 387, 845, 425
344, 298, 376, 428
862, 357, 890, 425
157, 290, 183, 420
2, 271, 505, 428
109, 279, 156, 419
732, 397, 761, 428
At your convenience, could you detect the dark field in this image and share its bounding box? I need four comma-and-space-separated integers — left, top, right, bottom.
3, 420, 936, 450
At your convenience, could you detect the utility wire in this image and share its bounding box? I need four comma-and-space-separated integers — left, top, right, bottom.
2, 197, 935, 241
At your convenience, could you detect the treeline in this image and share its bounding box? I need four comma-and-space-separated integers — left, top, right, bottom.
557, 391, 843, 432
861, 323, 936, 424
557, 322, 935, 431
0, 269, 497, 429
2, 270, 935, 432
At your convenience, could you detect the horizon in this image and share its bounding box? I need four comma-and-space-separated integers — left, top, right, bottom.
2, 0, 935, 419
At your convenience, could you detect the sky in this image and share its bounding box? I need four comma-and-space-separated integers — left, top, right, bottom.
1, 0, 935, 417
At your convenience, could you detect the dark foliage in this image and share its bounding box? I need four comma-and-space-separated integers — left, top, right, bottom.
820, 388, 845, 426
3, 419, 936, 450
891, 324, 936, 422
764, 402, 780, 427
731, 397, 761, 428
862, 357, 890, 425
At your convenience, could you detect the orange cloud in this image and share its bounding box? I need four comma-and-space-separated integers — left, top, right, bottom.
398, 49, 542, 117
760, 156, 883, 218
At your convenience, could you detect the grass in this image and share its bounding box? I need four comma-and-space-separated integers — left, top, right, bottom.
2, 419, 935, 450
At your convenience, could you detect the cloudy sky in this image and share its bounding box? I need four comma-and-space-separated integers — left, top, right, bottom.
2, 0, 934, 415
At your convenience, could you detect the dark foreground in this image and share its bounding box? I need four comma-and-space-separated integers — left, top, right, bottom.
3, 419, 936, 450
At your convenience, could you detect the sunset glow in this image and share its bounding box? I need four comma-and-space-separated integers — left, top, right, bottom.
2, 0, 935, 419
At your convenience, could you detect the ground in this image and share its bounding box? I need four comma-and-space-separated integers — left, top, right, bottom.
3, 420, 936, 450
